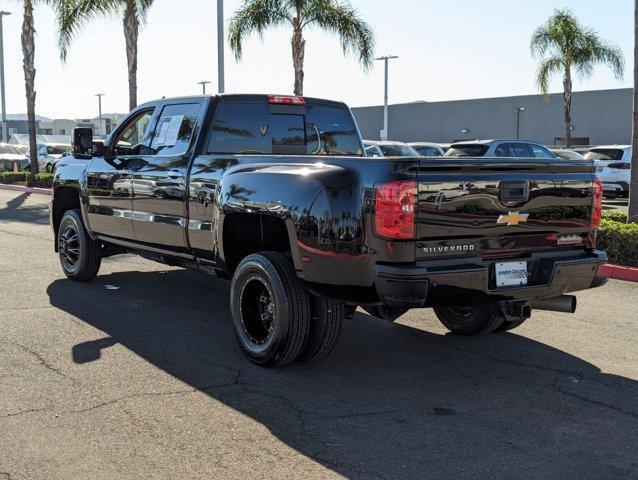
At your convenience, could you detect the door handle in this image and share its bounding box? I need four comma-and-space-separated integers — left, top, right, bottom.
168, 169, 182, 179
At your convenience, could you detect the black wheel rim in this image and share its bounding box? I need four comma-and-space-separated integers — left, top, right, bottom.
239, 275, 276, 347
59, 222, 80, 271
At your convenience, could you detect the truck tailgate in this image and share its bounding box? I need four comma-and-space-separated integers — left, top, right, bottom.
415, 159, 596, 260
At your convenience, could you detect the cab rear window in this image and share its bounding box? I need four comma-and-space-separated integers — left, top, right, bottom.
208, 102, 363, 156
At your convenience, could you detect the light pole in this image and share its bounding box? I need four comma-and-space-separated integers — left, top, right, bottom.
217, 0, 225, 93
515, 106, 525, 140
198, 81, 211, 95
0, 11, 11, 143
375, 55, 398, 141
95, 93, 105, 138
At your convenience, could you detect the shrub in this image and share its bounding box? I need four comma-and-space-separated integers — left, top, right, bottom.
597, 218, 638, 267
603, 210, 628, 223
0, 172, 28, 184
0, 172, 54, 188
27, 173, 54, 188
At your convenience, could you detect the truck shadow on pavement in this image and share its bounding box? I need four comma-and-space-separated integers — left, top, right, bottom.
47, 268, 638, 480
0, 192, 50, 225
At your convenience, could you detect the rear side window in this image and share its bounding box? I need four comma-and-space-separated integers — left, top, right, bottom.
379, 144, 418, 157
445, 144, 489, 157
150, 103, 200, 156
414, 146, 442, 157
584, 149, 625, 160
509, 143, 533, 157
208, 101, 362, 156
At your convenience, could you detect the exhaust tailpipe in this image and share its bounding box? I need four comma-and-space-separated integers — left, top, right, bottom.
530, 295, 577, 314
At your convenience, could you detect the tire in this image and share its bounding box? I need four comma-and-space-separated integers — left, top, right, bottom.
230, 252, 310, 367
433, 304, 504, 336
58, 209, 102, 282
296, 296, 345, 362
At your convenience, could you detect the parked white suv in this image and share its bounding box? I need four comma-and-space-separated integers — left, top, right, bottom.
364, 140, 420, 157
584, 146, 631, 198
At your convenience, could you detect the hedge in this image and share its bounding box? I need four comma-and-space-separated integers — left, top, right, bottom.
598, 211, 638, 267
0, 172, 53, 188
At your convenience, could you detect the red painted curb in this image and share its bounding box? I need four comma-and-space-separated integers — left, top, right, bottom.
598, 264, 638, 283
0, 183, 52, 196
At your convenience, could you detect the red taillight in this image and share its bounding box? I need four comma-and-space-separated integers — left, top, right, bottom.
267, 95, 306, 105
374, 180, 417, 240
590, 178, 603, 229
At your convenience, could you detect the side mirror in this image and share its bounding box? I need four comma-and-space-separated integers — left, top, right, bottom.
72, 127, 94, 159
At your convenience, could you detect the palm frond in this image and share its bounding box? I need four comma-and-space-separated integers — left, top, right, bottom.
301, 0, 375, 70
57, 0, 123, 61
228, 0, 292, 60
536, 56, 564, 97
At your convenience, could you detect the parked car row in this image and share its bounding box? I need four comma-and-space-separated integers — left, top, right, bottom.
363, 137, 631, 199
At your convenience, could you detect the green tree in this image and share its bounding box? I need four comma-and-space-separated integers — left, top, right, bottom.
57, 0, 154, 111
531, 8, 624, 148
229, 0, 375, 96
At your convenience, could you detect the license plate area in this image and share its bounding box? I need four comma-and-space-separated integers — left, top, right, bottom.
495, 261, 528, 288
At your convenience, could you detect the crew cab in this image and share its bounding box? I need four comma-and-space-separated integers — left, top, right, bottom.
51, 94, 607, 367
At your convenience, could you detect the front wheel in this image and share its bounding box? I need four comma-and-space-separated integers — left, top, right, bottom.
58, 209, 102, 282
230, 252, 310, 367
433, 304, 504, 335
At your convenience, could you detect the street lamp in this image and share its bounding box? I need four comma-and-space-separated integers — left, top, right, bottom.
0, 11, 11, 143
95, 93, 105, 138
198, 81, 211, 95
217, 0, 225, 93
375, 55, 398, 141
515, 106, 525, 140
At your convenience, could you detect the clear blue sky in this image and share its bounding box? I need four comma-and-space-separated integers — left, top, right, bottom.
0, 0, 633, 118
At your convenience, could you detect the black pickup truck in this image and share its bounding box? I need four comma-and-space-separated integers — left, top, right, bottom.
51, 94, 607, 366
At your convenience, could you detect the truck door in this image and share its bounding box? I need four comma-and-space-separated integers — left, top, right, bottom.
86, 107, 155, 241
131, 101, 202, 252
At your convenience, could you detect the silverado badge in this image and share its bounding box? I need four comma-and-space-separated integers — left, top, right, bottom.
497, 211, 529, 226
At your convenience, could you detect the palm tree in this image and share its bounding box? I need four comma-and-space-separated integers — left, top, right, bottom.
629, 0, 638, 223
21, 0, 66, 174
531, 8, 624, 148
57, 0, 154, 111
229, 0, 375, 96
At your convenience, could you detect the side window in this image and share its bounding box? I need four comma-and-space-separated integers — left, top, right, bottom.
365, 146, 379, 157
510, 143, 532, 158
113, 109, 154, 156
495, 143, 509, 157
208, 103, 270, 154
149, 103, 200, 156
531, 144, 555, 158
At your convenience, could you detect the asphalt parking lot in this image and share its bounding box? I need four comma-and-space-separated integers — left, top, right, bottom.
0, 189, 636, 480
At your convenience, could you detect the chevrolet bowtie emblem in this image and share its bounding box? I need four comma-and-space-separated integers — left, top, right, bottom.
497, 211, 529, 226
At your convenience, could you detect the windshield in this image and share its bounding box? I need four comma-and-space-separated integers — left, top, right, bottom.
46, 145, 70, 155
445, 144, 489, 157
378, 144, 419, 157
584, 149, 625, 161
0, 145, 19, 155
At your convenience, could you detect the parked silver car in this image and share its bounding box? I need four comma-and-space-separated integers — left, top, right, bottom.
445, 140, 557, 158
584, 145, 631, 198
408, 142, 445, 157
364, 140, 420, 157
550, 148, 585, 160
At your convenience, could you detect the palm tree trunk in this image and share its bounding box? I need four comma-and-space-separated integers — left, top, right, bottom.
563, 67, 573, 148
291, 26, 305, 96
123, 2, 138, 111
21, 0, 38, 174
629, 0, 638, 223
